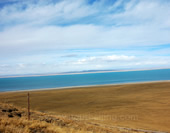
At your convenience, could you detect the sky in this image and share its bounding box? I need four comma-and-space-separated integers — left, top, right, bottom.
0, 0, 170, 75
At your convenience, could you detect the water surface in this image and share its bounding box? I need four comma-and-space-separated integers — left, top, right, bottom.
0, 69, 170, 92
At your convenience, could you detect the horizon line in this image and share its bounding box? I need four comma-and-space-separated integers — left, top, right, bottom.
0, 67, 170, 78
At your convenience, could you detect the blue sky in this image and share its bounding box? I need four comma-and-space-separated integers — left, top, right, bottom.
0, 0, 170, 75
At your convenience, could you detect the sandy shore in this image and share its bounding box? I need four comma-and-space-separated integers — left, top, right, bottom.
0, 67, 170, 78
2, 80, 170, 93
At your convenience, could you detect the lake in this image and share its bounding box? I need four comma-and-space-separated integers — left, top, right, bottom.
0, 69, 170, 92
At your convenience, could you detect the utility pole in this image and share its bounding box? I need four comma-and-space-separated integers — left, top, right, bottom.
27, 92, 30, 120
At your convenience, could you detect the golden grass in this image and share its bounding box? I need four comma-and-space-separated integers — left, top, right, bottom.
0, 103, 121, 133
0, 117, 62, 133
0, 82, 170, 132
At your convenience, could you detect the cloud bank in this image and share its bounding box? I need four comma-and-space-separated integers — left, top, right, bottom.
0, 0, 170, 75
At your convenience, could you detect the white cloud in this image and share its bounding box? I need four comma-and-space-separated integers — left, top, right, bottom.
0, 0, 170, 75
74, 55, 135, 65
0, 54, 170, 75
73, 54, 135, 65
0, 24, 170, 58
0, 0, 96, 26
103, 55, 135, 61
0, 0, 170, 54
109, 0, 170, 27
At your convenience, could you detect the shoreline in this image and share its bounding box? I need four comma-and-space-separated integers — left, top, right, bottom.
2, 80, 170, 93
0, 67, 170, 78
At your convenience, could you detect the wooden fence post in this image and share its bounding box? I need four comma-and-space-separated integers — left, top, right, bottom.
27, 92, 30, 120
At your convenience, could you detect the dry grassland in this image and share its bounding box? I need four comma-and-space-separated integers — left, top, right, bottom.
0, 82, 170, 132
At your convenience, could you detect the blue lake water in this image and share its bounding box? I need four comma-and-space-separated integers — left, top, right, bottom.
0, 69, 170, 92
